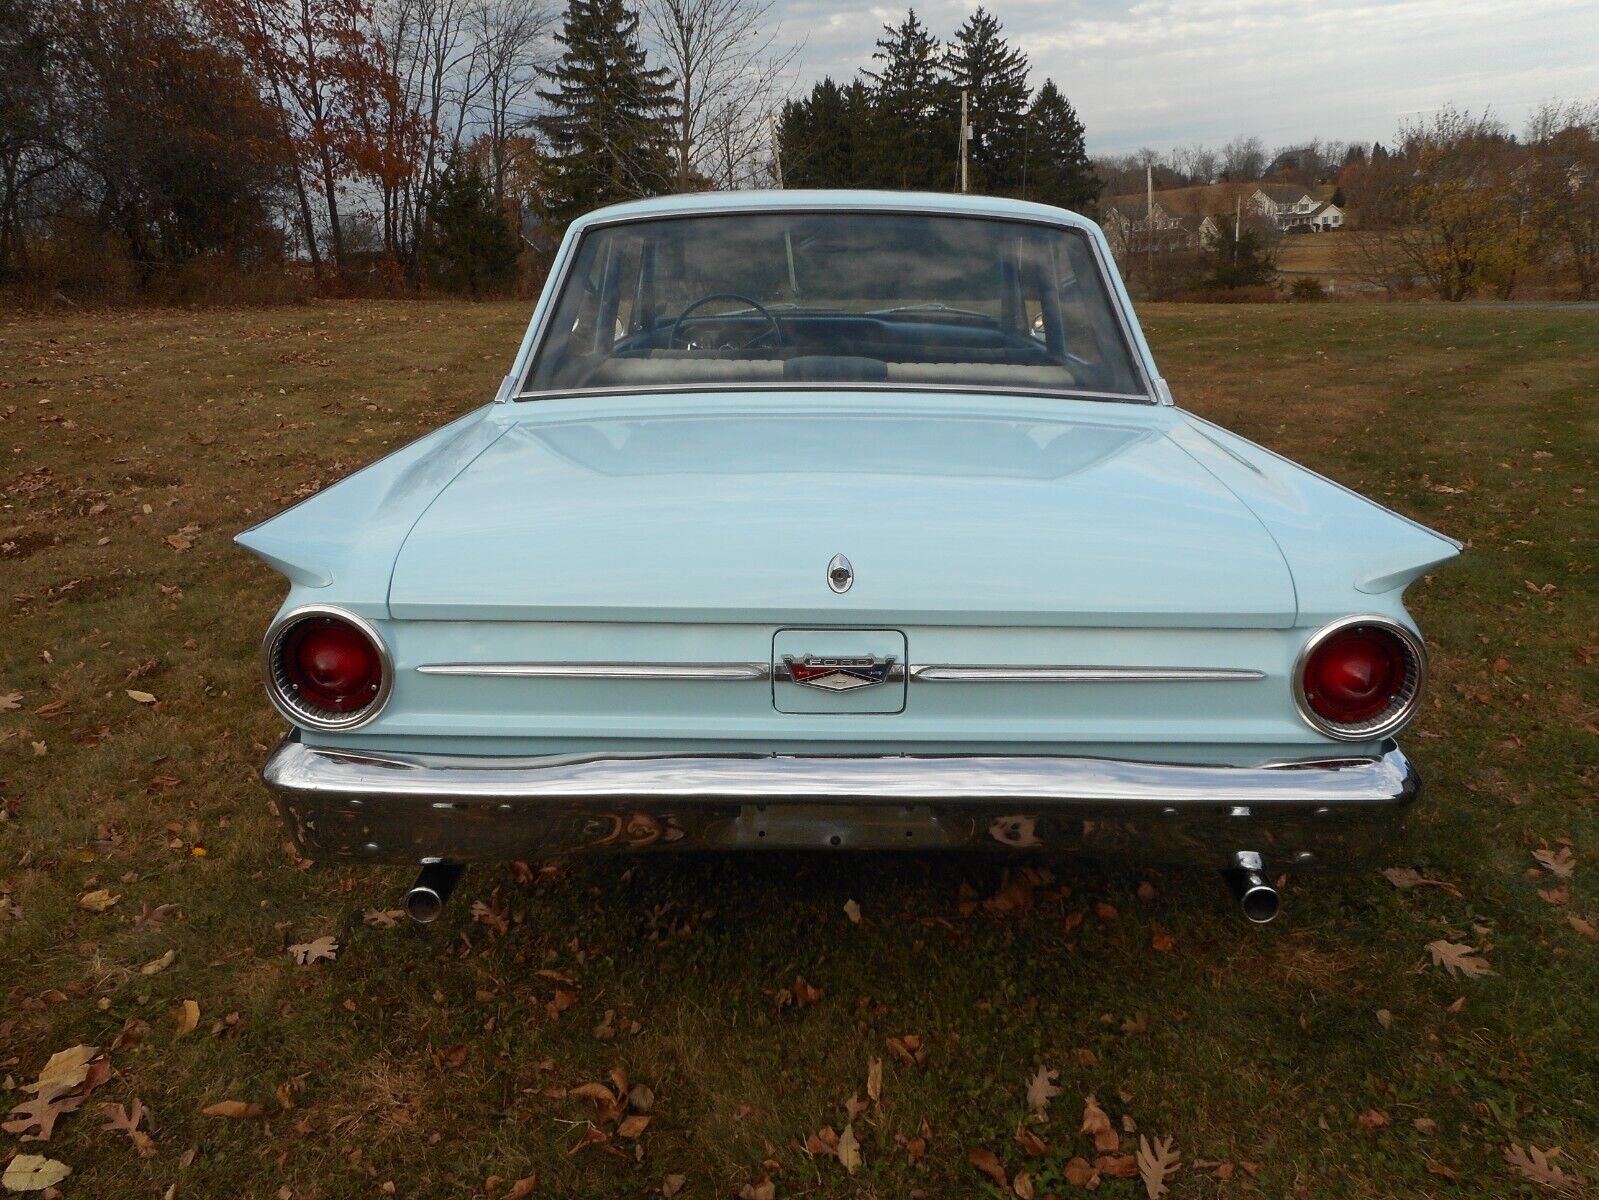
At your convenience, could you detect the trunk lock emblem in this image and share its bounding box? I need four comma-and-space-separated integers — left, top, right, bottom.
782, 654, 897, 691
827, 553, 853, 593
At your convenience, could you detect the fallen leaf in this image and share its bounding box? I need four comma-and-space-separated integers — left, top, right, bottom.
1026, 1066, 1060, 1113
1532, 846, 1576, 879
1426, 940, 1493, 978
866, 1057, 882, 1103
628, 1084, 655, 1113
618, 1114, 651, 1139
78, 889, 119, 913
791, 976, 822, 1007
0, 691, 22, 710
1375, 1009, 1393, 1029
1381, 867, 1461, 896
886, 1033, 926, 1065
837, 1124, 862, 1174
1504, 1144, 1573, 1192
738, 1177, 775, 1200
661, 1175, 686, 1198
139, 949, 176, 976
363, 908, 404, 927
1098, 1152, 1139, 1178
1567, 914, 1598, 941
175, 999, 200, 1036
1150, 929, 1175, 952
3, 1083, 84, 1141
287, 936, 338, 966
100, 1099, 155, 1155
568, 1123, 609, 1155
1014, 1123, 1047, 1156
1081, 1095, 1119, 1153
1064, 1157, 1100, 1187
503, 1178, 535, 1200
1136, 1134, 1180, 1199
2, 1155, 71, 1192
969, 1147, 1008, 1189
1013, 1169, 1035, 1198
28, 1045, 99, 1092
202, 1100, 264, 1119
126, 689, 157, 704
1414, 1118, 1438, 1134
843, 899, 861, 924
1358, 1109, 1389, 1131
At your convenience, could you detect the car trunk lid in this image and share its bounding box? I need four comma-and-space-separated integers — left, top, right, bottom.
387, 396, 1297, 628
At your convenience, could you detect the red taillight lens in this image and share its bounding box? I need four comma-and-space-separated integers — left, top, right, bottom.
1302, 626, 1407, 725
281, 617, 383, 713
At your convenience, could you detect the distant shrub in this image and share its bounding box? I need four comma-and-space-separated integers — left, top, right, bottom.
1168, 285, 1282, 304
1290, 277, 1328, 301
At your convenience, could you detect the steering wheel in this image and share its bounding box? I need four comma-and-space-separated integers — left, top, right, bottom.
669, 293, 784, 350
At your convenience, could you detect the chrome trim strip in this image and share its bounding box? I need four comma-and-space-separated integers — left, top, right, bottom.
908, 665, 1265, 683
265, 738, 1415, 809
415, 662, 770, 681
1291, 615, 1427, 742
262, 606, 394, 733
514, 203, 1156, 404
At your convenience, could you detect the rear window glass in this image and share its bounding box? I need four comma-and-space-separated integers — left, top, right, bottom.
521, 211, 1147, 400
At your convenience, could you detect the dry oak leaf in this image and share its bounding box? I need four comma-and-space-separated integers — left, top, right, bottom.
1357, 1109, 1390, 1131
100, 1098, 155, 1156
4, 1083, 84, 1141
1013, 1169, 1035, 1199
1381, 867, 1461, 896
78, 889, 118, 912
1080, 1095, 1119, 1154
203, 1100, 265, 1119
738, 1179, 775, 1200
2, 1154, 71, 1193
661, 1175, 687, 1198
1136, 1135, 1181, 1199
968, 1147, 1009, 1190
791, 976, 823, 1007
502, 1178, 536, 1200
1567, 914, 1599, 941
886, 1033, 927, 1065
1533, 846, 1576, 879
363, 908, 404, 927
1098, 1153, 1139, 1178
0, 691, 23, 711
1504, 1144, 1574, 1193
28, 1045, 99, 1092
568, 1123, 609, 1155
1026, 1065, 1060, 1113
837, 1124, 863, 1174
287, 935, 338, 965
175, 999, 200, 1036
618, 1114, 651, 1139
1426, 940, 1493, 978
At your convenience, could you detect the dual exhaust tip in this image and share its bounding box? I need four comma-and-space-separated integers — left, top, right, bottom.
401, 856, 1279, 925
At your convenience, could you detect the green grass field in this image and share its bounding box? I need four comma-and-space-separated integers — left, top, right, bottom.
2, 300, 1596, 1199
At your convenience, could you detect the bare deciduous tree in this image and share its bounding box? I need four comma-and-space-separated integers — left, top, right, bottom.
642, 0, 797, 190
472, 0, 555, 203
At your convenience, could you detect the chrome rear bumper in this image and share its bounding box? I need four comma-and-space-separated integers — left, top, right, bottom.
262, 736, 1419, 869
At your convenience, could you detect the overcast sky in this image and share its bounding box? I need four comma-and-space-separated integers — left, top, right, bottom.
769, 0, 1599, 155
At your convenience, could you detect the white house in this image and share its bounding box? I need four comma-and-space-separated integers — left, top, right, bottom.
1250, 185, 1345, 232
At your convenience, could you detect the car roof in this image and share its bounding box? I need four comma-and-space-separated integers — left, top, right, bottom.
570, 190, 1100, 232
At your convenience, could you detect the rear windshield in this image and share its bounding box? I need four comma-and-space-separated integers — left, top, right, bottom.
521, 211, 1147, 400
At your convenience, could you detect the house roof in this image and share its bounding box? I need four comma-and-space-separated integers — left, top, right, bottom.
1254, 183, 1314, 204
569, 189, 1099, 233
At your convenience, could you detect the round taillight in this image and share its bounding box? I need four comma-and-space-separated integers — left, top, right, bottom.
264, 609, 391, 730
1295, 618, 1424, 740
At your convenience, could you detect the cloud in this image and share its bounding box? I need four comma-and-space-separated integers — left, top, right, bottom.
770, 0, 1599, 153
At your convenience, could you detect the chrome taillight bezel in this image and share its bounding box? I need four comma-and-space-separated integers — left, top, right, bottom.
1292, 614, 1427, 742
262, 605, 393, 732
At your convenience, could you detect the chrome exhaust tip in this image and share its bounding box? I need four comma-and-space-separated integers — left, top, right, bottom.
1224, 851, 1280, 924
405, 863, 463, 924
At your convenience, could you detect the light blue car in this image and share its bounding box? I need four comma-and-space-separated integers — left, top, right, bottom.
239, 191, 1460, 923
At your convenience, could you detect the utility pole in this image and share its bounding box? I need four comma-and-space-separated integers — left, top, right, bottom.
768, 112, 784, 189
959, 89, 970, 193
1145, 161, 1153, 264
1234, 193, 1241, 264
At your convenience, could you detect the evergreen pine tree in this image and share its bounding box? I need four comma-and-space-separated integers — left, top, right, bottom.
423, 151, 520, 296
1021, 80, 1099, 213
942, 7, 1030, 194
535, 0, 676, 225
862, 10, 952, 189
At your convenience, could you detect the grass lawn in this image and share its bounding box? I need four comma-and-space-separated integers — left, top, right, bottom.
1, 299, 1596, 1199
